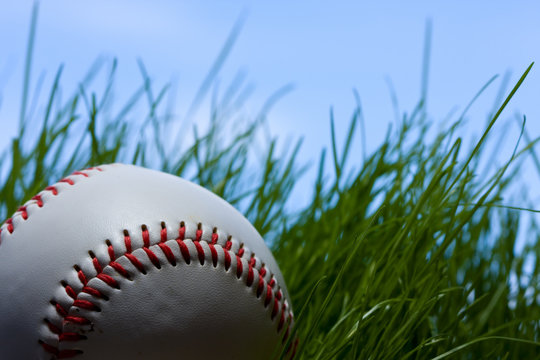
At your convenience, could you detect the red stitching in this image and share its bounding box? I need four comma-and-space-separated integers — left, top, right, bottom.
208, 243, 218, 267
110, 261, 130, 279
211, 228, 218, 244
45, 186, 59, 195
143, 247, 161, 268
91, 257, 102, 274
160, 222, 167, 242
224, 249, 231, 270
107, 241, 116, 261
142, 225, 150, 247
72, 300, 100, 312
82, 286, 106, 300
272, 298, 279, 319
178, 222, 186, 240
158, 242, 176, 266
0, 167, 103, 243
176, 239, 190, 264
64, 316, 90, 325
265, 285, 272, 306
257, 275, 265, 298
123, 230, 132, 253
32, 194, 44, 207
236, 255, 243, 278
96, 273, 119, 289
125, 253, 146, 274
17, 206, 28, 220
45, 319, 61, 335
0, 166, 294, 357
195, 223, 202, 242
63, 284, 77, 300
75, 267, 88, 286
247, 263, 254, 287
142, 247, 161, 269
194, 241, 205, 265
52, 301, 68, 317
39, 222, 293, 358
60, 178, 74, 186
5, 219, 13, 233
278, 308, 285, 332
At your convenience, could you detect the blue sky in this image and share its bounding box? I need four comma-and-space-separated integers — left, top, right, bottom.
1, 1, 539, 207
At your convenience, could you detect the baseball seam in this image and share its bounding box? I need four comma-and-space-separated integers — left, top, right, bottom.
0, 165, 297, 359
0, 167, 103, 245
39, 223, 295, 359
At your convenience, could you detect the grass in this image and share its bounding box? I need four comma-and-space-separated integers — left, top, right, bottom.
2, 5, 540, 359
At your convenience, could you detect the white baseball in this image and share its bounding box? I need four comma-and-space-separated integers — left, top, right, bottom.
0, 164, 295, 359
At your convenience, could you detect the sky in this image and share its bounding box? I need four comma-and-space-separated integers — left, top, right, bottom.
0, 1, 539, 209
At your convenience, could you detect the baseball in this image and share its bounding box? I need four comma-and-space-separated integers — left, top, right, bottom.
0, 164, 294, 359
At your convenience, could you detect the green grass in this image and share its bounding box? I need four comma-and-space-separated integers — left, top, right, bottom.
2, 6, 540, 359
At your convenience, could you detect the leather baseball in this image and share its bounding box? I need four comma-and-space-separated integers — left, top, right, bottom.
0, 164, 294, 359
